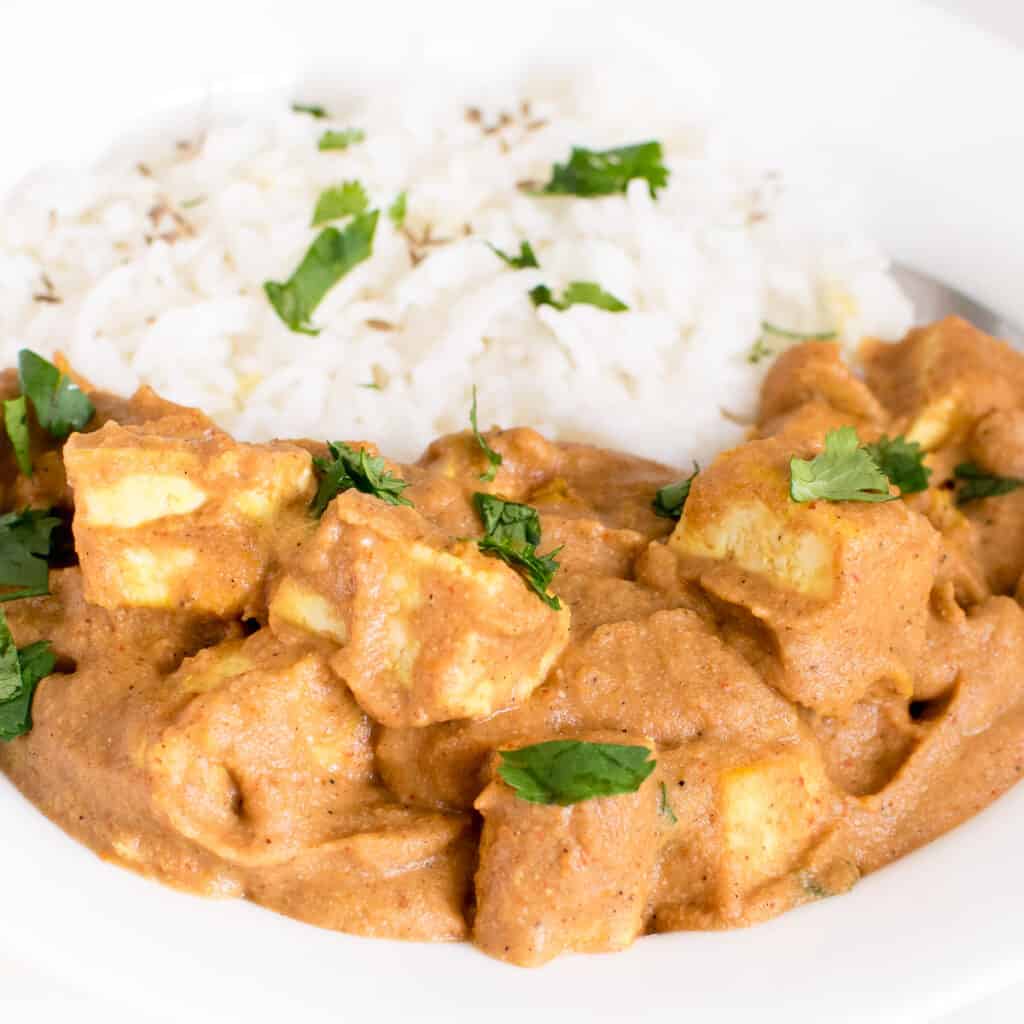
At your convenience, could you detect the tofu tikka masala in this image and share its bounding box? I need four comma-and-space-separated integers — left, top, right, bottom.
3, 315, 1024, 965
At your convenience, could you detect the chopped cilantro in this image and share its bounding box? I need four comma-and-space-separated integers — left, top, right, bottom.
292, 102, 328, 118
469, 386, 502, 483
0, 608, 56, 741
488, 240, 539, 270
529, 281, 628, 312
264, 211, 379, 334
497, 739, 656, 805
658, 781, 678, 824
0, 509, 61, 601
653, 464, 699, 520
473, 492, 561, 609
537, 142, 669, 198
311, 441, 412, 517
864, 435, 931, 495
318, 128, 366, 151
387, 191, 407, 228
311, 181, 369, 226
761, 321, 838, 342
747, 337, 774, 365
0, 612, 20, 704
4, 397, 31, 476
179, 195, 206, 209
474, 492, 542, 548
954, 462, 1024, 505
789, 426, 895, 503
18, 350, 94, 439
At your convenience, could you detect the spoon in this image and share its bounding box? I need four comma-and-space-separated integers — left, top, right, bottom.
892, 264, 1023, 345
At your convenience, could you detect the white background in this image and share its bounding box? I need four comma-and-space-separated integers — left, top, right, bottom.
2, 0, 1022, 1020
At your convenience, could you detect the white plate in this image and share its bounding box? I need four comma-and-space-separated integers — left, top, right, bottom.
2, 1, 1023, 1021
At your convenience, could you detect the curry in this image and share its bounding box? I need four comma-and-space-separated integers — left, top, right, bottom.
2, 314, 1024, 966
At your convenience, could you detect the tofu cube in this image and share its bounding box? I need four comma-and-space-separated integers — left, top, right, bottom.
268, 490, 570, 727
718, 743, 834, 910
472, 733, 660, 966
64, 418, 315, 616
862, 316, 1024, 450
759, 341, 886, 431
669, 436, 939, 715
653, 738, 844, 929
147, 630, 373, 867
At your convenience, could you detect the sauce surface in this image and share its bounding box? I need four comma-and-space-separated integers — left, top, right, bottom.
3, 315, 1024, 966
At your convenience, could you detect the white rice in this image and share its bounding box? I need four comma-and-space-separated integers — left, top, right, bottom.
0, 71, 913, 467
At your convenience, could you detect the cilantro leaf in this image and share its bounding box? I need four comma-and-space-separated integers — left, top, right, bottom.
653, 464, 699, 520
488, 240, 539, 270
658, 781, 678, 824
750, 323, 837, 364
529, 281, 628, 313
387, 191, 407, 228
864, 435, 931, 495
497, 739, 656, 805
760, 322, 838, 342
292, 102, 327, 118
318, 128, 366, 151
4, 396, 31, 476
0, 611, 19, 703
789, 426, 895, 503
311, 181, 369, 226
0, 509, 60, 601
537, 142, 669, 199
747, 337, 774, 365
18, 350, 95, 439
473, 492, 561, 609
474, 492, 541, 548
0, 608, 56, 741
311, 441, 412, 517
17, 641, 56, 690
469, 387, 502, 483
954, 462, 1024, 505
264, 211, 379, 334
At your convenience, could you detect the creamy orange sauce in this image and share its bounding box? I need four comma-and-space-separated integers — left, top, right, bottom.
2, 315, 1024, 965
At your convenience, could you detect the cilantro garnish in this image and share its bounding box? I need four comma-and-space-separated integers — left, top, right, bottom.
747, 337, 774, 365
864, 435, 931, 496
789, 426, 895, 503
4, 397, 31, 476
761, 322, 838, 342
954, 463, 1024, 505
318, 128, 366, 151
537, 142, 669, 199
292, 102, 328, 119
488, 240, 539, 270
529, 281, 628, 313
387, 191, 407, 228
469, 387, 502, 483
264, 211, 379, 334
653, 464, 699, 520
311, 181, 369, 227
497, 739, 656, 805
0, 608, 56, 741
18, 350, 94, 439
473, 492, 561, 609
311, 441, 412, 517
658, 781, 678, 824
0, 509, 61, 601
